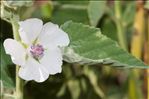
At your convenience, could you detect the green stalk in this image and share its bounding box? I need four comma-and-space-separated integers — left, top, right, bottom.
11, 19, 24, 99
11, 19, 20, 41
129, 2, 145, 99
114, 1, 143, 99
114, 1, 127, 51
16, 65, 24, 99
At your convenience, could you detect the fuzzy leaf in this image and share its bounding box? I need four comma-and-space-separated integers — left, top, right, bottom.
61, 21, 148, 68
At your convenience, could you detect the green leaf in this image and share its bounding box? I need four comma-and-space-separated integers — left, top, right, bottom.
51, 1, 89, 25
0, 43, 15, 88
100, 17, 118, 41
88, 1, 106, 26
61, 21, 148, 68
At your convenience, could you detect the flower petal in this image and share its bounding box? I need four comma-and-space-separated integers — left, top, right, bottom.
39, 22, 70, 48
19, 18, 43, 45
19, 57, 49, 82
3, 39, 26, 66
40, 47, 63, 75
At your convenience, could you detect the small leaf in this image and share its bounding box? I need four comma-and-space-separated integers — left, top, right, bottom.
88, 1, 106, 26
61, 21, 148, 68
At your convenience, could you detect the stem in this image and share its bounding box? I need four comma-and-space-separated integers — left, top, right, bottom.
114, 1, 127, 51
11, 19, 20, 41
129, 1, 145, 99
11, 19, 24, 99
16, 65, 24, 99
114, 1, 143, 99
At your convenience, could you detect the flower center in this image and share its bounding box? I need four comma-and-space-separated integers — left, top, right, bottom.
30, 44, 44, 60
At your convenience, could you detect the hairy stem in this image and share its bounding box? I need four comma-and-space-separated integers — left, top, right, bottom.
11, 19, 20, 41
11, 19, 24, 99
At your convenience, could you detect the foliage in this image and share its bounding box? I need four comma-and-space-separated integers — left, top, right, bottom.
61, 21, 147, 68
0, 0, 148, 99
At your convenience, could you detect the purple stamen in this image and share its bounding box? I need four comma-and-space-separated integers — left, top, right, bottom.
30, 44, 44, 60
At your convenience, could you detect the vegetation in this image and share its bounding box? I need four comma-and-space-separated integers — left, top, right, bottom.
1, 0, 149, 99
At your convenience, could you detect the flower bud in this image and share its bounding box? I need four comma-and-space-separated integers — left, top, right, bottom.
3, 0, 33, 8
0, 4, 12, 20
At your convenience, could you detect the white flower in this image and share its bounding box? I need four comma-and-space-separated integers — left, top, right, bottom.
3, 18, 70, 82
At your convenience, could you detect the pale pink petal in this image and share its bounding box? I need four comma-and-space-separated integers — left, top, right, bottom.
19, 57, 49, 82
39, 22, 70, 48
3, 39, 26, 66
40, 47, 62, 74
19, 18, 43, 45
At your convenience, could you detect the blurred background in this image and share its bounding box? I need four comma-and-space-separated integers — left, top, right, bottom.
1, 0, 149, 99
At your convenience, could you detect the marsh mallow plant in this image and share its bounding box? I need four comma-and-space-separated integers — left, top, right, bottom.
4, 18, 70, 82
